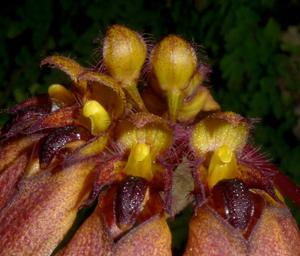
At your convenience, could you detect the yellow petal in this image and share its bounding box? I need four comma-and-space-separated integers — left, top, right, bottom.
182, 71, 203, 97
178, 88, 207, 122
0, 160, 96, 256
114, 216, 172, 256
202, 91, 220, 112
78, 135, 109, 159
178, 87, 220, 122
115, 113, 172, 159
191, 112, 249, 155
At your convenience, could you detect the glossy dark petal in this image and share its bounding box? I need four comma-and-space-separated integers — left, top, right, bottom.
115, 176, 148, 228
39, 126, 82, 169
211, 179, 253, 230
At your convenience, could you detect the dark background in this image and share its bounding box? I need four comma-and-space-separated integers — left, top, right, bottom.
1, 0, 300, 234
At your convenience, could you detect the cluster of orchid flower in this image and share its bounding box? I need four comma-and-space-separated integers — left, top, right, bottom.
0, 25, 299, 255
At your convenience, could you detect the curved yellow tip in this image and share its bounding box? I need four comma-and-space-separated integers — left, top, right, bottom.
83, 100, 111, 135
125, 143, 153, 181
208, 145, 238, 189
48, 84, 75, 105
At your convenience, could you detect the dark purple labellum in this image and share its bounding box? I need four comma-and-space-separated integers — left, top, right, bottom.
211, 179, 253, 230
115, 176, 148, 229
39, 126, 81, 169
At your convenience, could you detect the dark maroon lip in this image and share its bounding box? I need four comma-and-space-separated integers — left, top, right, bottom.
115, 176, 148, 229
210, 178, 265, 238
39, 125, 82, 169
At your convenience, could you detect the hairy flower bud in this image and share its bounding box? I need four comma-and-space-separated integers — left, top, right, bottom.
103, 24, 146, 85
150, 35, 197, 92
150, 35, 197, 120
103, 25, 147, 111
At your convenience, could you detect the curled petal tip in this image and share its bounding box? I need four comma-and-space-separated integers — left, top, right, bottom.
41, 55, 86, 90
83, 100, 111, 135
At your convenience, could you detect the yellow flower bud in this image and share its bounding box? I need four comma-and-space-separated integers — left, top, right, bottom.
103, 24, 146, 86
103, 25, 147, 111
150, 35, 197, 120
150, 35, 197, 92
